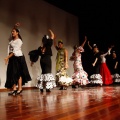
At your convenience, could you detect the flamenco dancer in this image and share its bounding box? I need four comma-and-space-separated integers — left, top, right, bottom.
88, 41, 103, 86
5, 22, 31, 95
54, 38, 72, 90
70, 36, 89, 88
100, 47, 113, 85
29, 29, 56, 92
108, 50, 120, 83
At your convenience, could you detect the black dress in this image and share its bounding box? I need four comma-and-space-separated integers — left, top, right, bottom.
107, 56, 120, 83
108, 57, 119, 74
90, 52, 103, 85
29, 39, 56, 89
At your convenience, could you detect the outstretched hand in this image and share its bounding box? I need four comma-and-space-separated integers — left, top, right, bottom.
15, 22, 20, 27
48, 29, 55, 39
108, 45, 114, 50
85, 36, 87, 41
48, 29, 52, 32
4, 58, 8, 65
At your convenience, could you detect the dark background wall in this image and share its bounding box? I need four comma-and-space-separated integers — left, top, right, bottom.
45, 0, 120, 76
45, 0, 120, 51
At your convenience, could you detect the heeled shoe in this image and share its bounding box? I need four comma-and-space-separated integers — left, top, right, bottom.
46, 89, 51, 92
72, 85, 76, 88
8, 90, 17, 95
59, 86, 63, 90
40, 89, 43, 93
16, 90, 22, 95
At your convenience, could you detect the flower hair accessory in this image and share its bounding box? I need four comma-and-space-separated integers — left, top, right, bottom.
93, 44, 97, 48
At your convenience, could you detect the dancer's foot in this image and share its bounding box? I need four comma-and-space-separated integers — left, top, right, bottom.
40, 89, 43, 93
72, 85, 76, 88
46, 89, 51, 92
16, 90, 23, 95
8, 90, 17, 96
59, 86, 63, 90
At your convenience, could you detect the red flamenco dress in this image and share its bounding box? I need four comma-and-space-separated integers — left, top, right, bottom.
100, 51, 113, 85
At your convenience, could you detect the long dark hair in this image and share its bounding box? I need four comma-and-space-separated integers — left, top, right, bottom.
9, 28, 22, 41
14, 28, 22, 40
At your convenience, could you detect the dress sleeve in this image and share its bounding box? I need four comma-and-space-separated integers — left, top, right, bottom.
28, 49, 39, 62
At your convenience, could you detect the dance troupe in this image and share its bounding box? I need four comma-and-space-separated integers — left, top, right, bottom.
4, 23, 120, 95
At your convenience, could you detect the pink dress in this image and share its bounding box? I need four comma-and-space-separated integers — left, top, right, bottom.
72, 46, 89, 85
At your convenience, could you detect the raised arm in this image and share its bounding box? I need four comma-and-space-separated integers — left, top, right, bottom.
101, 47, 112, 57
88, 41, 92, 50
49, 29, 55, 40
81, 36, 87, 48
53, 34, 57, 47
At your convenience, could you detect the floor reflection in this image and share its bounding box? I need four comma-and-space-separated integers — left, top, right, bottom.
0, 86, 120, 120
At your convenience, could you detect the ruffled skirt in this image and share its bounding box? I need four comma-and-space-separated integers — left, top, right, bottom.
56, 69, 73, 86
5, 55, 31, 88
36, 73, 56, 89
72, 70, 89, 85
90, 74, 103, 86
112, 73, 120, 83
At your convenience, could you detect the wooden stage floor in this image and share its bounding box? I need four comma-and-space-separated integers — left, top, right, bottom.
0, 85, 120, 120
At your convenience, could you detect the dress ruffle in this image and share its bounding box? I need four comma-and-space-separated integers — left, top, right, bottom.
112, 73, 120, 83
90, 74, 103, 85
37, 73, 55, 81
56, 68, 72, 86
36, 73, 56, 89
72, 71, 89, 85
59, 76, 73, 86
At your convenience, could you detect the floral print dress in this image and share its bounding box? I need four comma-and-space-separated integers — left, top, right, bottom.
72, 46, 89, 85
55, 47, 72, 86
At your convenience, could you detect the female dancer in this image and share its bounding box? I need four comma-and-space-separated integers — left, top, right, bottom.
108, 51, 120, 83
5, 23, 31, 95
29, 29, 56, 92
88, 42, 103, 86
100, 47, 113, 85
70, 36, 89, 88
54, 38, 72, 90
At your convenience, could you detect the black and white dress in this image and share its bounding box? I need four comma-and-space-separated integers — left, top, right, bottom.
5, 38, 32, 88
108, 55, 120, 83
90, 52, 103, 86
29, 39, 56, 89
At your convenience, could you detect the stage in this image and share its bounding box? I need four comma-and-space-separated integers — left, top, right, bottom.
0, 85, 120, 120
